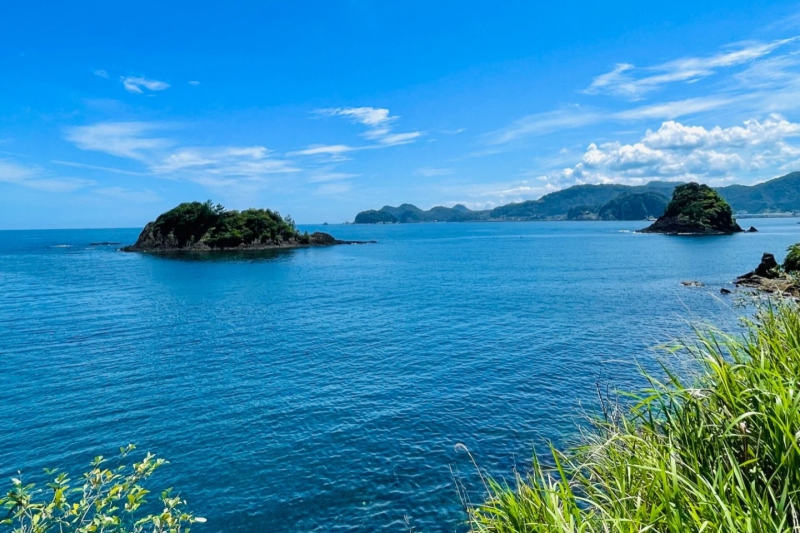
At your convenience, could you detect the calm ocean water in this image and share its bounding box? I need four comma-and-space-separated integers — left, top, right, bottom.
2, 219, 799, 532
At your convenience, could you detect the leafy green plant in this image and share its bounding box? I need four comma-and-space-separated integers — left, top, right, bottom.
466, 299, 800, 532
784, 243, 800, 273
0, 445, 203, 533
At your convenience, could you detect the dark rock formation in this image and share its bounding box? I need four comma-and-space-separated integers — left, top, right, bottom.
747, 226, 758, 233
720, 287, 732, 295
640, 183, 743, 235
754, 253, 779, 278
735, 252, 800, 296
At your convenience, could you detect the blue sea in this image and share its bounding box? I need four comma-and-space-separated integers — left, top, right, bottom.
2, 219, 798, 532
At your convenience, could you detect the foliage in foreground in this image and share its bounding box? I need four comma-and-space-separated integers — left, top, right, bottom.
784, 243, 800, 273
467, 300, 800, 532
0, 445, 203, 533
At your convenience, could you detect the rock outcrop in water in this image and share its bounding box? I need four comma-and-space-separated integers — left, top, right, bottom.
735, 248, 800, 297
123, 201, 374, 252
640, 183, 743, 235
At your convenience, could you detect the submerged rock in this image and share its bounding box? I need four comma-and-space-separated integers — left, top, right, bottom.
681, 280, 705, 287
640, 183, 743, 235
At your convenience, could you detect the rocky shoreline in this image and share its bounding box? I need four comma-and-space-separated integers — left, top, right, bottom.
122, 228, 375, 253
735, 252, 800, 297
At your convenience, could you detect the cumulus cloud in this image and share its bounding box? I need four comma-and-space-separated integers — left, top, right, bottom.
121, 76, 170, 94
547, 116, 800, 187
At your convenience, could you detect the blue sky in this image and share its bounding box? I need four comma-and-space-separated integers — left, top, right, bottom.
3, 1, 800, 228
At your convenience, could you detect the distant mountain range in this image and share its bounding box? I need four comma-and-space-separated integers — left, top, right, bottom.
353, 172, 800, 223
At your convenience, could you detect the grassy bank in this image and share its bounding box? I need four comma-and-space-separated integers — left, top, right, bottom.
467, 300, 800, 532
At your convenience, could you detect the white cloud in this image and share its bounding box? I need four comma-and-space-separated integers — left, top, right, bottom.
65, 122, 298, 189
379, 131, 422, 145
152, 146, 298, 177
121, 76, 170, 94
51, 160, 149, 176
586, 37, 798, 99
485, 107, 604, 145
289, 144, 357, 156
66, 122, 173, 161
188, 80, 200, 86
613, 96, 735, 121
313, 105, 424, 149
94, 69, 109, 79
0, 160, 94, 192
553, 116, 800, 186
318, 107, 396, 127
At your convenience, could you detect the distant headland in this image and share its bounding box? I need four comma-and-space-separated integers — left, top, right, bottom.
123, 201, 374, 252
353, 171, 800, 224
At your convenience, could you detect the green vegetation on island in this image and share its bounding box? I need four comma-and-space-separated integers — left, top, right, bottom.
124, 201, 372, 252
353, 172, 800, 223
353, 209, 398, 224
0, 444, 202, 533
641, 182, 743, 234
467, 299, 800, 532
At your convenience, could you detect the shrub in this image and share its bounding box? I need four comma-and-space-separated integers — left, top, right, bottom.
0, 445, 203, 533
467, 299, 800, 532
784, 243, 800, 273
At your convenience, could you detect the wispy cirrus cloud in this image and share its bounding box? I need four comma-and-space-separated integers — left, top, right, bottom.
586, 37, 799, 100
121, 76, 170, 94
299, 106, 424, 155
65, 122, 298, 189
0, 160, 94, 192
318, 107, 396, 128
66, 122, 174, 161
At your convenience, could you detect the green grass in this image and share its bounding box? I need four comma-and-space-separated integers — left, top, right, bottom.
467, 300, 800, 532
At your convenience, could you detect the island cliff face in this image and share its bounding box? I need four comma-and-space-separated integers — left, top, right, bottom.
640, 183, 743, 235
123, 201, 372, 252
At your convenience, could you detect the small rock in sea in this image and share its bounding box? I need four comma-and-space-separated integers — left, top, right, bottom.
720, 287, 732, 295
747, 226, 758, 233
681, 280, 705, 287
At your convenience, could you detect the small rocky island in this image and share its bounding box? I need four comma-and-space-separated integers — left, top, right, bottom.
735, 245, 800, 297
640, 182, 743, 235
123, 201, 374, 252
